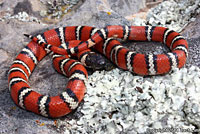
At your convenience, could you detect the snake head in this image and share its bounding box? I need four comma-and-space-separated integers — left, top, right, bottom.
85, 52, 115, 71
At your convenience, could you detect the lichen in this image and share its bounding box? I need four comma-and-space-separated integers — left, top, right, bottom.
40, 0, 81, 21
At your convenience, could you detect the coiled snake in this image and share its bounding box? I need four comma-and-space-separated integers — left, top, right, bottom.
8, 26, 188, 118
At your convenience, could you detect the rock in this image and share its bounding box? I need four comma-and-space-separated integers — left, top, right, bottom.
0, 49, 8, 63
0, 0, 200, 133
13, 0, 33, 15
58, 0, 130, 27
182, 14, 200, 67
133, 0, 200, 32
107, 0, 146, 16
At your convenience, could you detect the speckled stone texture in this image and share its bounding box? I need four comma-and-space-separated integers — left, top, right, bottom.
0, 0, 200, 133
182, 14, 200, 67
107, 0, 146, 16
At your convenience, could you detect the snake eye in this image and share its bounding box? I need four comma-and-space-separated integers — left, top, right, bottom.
98, 59, 106, 66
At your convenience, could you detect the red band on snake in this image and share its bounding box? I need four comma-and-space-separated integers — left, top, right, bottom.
8, 26, 188, 118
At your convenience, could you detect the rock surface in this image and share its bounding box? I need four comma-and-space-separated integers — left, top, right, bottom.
107, 0, 146, 16
0, 0, 200, 133
182, 14, 200, 68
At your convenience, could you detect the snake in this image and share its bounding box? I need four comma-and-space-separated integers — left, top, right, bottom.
8, 25, 188, 118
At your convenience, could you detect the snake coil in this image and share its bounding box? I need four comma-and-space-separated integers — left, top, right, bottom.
8, 26, 188, 118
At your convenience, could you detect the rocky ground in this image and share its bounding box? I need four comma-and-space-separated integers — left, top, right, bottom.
0, 0, 200, 134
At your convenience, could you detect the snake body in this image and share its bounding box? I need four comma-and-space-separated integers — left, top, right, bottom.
8, 26, 188, 118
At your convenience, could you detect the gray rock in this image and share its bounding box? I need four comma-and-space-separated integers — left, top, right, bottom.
58, 0, 130, 27
0, 49, 8, 63
107, 0, 146, 16
146, 0, 200, 32
182, 14, 200, 67
0, 0, 200, 133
